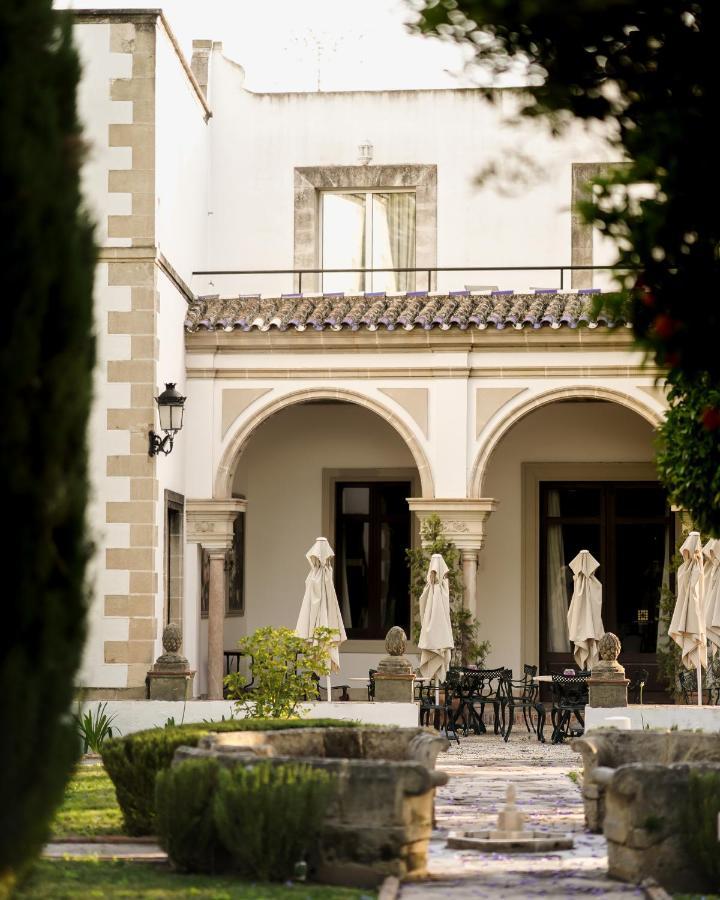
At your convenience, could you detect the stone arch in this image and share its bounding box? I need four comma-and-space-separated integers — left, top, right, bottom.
469, 385, 664, 497
214, 387, 435, 499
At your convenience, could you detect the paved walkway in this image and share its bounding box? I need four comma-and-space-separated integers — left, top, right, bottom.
401, 733, 644, 899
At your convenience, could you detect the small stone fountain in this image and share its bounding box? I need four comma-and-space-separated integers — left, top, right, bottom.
447, 784, 574, 852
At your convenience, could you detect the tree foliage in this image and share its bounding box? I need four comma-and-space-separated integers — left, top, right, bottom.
406, 514, 491, 666
411, 0, 719, 534
0, 0, 95, 892
657, 374, 720, 537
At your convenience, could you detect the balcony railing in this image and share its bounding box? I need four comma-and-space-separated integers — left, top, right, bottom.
191, 264, 634, 297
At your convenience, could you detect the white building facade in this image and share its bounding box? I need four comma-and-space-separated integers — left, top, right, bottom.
75, 9, 670, 701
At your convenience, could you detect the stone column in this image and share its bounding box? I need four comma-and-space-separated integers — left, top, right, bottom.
461, 550, 479, 619
207, 549, 227, 700
407, 499, 497, 629
186, 499, 247, 700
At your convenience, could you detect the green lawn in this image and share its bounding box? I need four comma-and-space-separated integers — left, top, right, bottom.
51, 766, 123, 839
16, 860, 373, 899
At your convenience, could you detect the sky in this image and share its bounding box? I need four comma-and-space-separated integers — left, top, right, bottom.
56, 0, 484, 93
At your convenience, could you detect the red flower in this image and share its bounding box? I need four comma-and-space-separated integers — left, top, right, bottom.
701, 407, 720, 432
653, 314, 679, 340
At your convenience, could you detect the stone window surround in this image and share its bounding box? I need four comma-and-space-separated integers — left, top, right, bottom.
571, 162, 623, 289
321, 467, 420, 654
294, 165, 437, 293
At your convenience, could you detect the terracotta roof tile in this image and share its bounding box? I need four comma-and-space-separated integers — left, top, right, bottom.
184, 290, 625, 334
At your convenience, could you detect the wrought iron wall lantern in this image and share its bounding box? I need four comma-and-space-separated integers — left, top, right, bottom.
148, 383, 186, 457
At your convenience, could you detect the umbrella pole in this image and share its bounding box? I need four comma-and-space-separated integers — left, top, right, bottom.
435, 679, 440, 706
697, 662, 703, 706
326, 675, 332, 703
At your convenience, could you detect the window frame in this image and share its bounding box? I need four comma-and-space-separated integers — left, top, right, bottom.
319, 187, 417, 292
334, 479, 412, 640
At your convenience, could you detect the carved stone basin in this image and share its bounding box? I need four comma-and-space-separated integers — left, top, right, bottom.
174, 726, 448, 887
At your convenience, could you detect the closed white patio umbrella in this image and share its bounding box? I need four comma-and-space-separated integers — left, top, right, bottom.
703, 538, 720, 658
669, 531, 707, 706
417, 553, 454, 701
295, 537, 347, 701
567, 550, 604, 671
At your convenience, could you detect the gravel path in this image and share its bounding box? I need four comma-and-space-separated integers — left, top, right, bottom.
400, 733, 645, 899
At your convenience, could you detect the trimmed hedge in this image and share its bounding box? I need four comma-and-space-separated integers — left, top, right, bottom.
101, 718, 358, 835
154, 759, 227, 874
156, 759, 333, 878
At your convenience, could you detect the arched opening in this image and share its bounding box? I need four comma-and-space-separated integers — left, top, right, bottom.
476, 397, 673, 700
204, 397, 426, 691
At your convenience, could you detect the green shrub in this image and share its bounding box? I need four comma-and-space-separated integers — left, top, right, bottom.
155, 759, 227, 874
214, 762, 334, 881
683, 770, 720, 887
74, 702, 119, 754
225, 626, 337, 718
156, 759, 334, 879
101, 718, 358, 835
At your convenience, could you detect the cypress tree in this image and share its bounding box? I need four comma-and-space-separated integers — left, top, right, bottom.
0, 0, 95, 891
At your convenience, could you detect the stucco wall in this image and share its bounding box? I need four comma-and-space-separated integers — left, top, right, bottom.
155, 26, 209, 285
479, 401, 657, 675
194, 402, 419, 693
199, 48, 618, 297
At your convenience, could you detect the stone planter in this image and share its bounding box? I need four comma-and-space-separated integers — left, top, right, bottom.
175, 726, 448, 887
604, 761, 720, 893
572, 729, 720, 833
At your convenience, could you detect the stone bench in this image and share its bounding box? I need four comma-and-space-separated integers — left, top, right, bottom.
604, 761, 720, 893
571, 729, 720, 832
175, 726, 448, 887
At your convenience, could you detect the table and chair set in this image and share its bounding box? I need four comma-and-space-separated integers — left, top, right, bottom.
410, 666, 592, 745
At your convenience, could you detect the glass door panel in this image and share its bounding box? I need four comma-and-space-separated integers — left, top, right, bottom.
335, 481, 411, 638
321, 193, 366, 293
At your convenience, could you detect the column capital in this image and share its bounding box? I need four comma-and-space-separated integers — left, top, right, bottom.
186, 498, 247, 550
407, 497, 498, 551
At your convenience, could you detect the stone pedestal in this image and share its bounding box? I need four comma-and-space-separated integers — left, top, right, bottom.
146, 623, 196, 700
147, 670, 195, 701
588, 632, 629, 708
374, 673, 416, 703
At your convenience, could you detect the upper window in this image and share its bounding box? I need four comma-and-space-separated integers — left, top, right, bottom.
321, 190, 416, 293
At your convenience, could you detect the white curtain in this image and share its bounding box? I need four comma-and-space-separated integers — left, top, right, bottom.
373, 193, 416, 291
547, 490, 570, 652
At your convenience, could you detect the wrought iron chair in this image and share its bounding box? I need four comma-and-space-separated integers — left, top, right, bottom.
418, 678, 460, 744
627, 667, 649, 704
549, 673, 589, 743
499, 665, 546, 742
368, 668, 377, 702
222, 651, 254, 699
455, 667, 507, 736
677, 668, 716, 704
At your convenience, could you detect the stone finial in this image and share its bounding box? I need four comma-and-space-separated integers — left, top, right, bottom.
598, 632, 622, 662
385, 626, 407, 656
153, 623, 188, 670
162, 622, 182, 654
